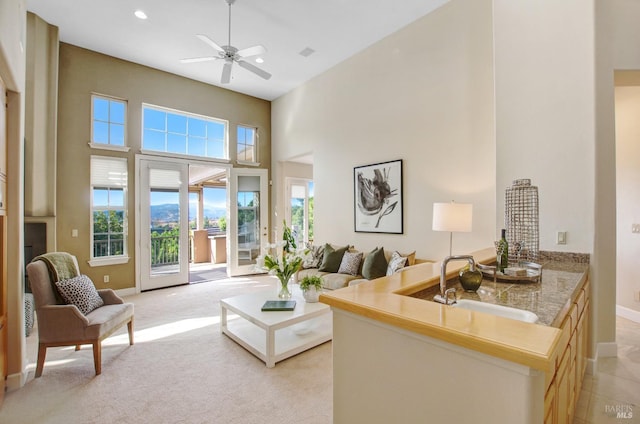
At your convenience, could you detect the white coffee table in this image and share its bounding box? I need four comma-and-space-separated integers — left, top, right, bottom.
220, 285, 332, 367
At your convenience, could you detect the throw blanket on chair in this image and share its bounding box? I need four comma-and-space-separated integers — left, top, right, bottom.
32, 252, 79, 282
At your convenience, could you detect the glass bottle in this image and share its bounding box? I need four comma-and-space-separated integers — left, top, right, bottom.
497, 229, 509, 273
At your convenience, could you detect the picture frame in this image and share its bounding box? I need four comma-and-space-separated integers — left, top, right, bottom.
353, 159, 403, 234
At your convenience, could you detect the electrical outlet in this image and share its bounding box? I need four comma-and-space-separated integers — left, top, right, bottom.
103, 275, 110, 284
71, 229, 78, 237
556, 231, 567, 245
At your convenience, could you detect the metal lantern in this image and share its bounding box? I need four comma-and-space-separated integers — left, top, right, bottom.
504, 179, 539, 262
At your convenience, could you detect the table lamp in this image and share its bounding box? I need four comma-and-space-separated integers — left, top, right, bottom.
432, 202, 473, 256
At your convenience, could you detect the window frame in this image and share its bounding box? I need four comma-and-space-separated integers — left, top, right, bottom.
141, 103, 229, 161
90, 94, 130, 152
236, 125, 259, 165
89, 156, 129, 267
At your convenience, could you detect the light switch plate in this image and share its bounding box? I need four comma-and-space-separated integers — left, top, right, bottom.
556, 231, 567, 245
632, 224, 640, 234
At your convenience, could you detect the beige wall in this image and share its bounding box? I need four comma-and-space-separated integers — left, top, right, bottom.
57, 43, 271, 290
272, 0, 496, 260
25, 12, 58, 217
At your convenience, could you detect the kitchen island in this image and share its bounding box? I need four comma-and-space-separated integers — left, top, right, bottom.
319, 247, 589, 424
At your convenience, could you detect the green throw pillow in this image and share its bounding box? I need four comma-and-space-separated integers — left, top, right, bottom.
318, 244, 349, 273
362, 247, 388, 280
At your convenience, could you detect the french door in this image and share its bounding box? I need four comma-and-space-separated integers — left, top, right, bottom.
227, 168, 268, 276
138, 158, 189, 290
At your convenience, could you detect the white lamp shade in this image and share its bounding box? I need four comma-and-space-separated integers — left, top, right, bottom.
432, 202, 473, 233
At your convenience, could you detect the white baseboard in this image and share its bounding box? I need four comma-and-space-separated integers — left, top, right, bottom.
597, 342, 618, 358
6, 369, 28, 392
616, 304, 640, 323
115, 287, 137, 297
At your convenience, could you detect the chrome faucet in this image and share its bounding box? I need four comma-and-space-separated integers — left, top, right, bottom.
433, 255, 477, 305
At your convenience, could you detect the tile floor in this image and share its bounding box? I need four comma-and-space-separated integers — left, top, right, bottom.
573, 317, 640, 423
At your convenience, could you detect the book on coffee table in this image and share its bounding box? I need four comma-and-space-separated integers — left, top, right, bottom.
261, 300, 296, 311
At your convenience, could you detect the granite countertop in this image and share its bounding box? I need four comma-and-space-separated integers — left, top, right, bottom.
409, 261, 589, 326
320, 247, 589, 372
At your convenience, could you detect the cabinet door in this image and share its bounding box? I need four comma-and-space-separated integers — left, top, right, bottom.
544, 379, 557, 424
556, 348, 571, 424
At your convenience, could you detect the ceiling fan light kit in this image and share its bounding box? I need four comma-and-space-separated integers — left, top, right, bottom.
180, 0, 271, 84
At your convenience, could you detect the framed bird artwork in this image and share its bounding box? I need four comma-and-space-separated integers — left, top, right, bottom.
354, 159, 403, 234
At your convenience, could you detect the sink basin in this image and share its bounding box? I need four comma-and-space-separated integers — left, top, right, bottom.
452, 299, 539, 323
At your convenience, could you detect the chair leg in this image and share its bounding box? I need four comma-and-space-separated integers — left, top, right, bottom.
127, 318, 134, 345
92, 341, 102, 375
75, 345, 81, 351
35, 343, 47, 378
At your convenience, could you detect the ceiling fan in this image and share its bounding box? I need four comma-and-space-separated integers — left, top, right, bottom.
180, 0, 271, 84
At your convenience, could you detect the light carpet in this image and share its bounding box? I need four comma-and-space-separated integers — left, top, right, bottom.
0, 275, 333, 424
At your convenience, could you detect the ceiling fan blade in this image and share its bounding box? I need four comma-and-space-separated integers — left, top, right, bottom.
180, 56, 218, 64
196, 34, 225, 53
237, 60, 272, 80
236, 45, 266, 58
221, 60, 233, 84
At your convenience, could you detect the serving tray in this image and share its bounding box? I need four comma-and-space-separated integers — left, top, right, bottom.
477, 262, 542, 283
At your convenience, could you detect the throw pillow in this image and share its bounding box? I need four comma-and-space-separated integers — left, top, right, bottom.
386, 251, 408, 276
55, 275, 104, 315
318, 244, 349, 273
338, 251, 363, 276
362, 247, 388, 280
399, 251, 417, 266
301, 244, 324, 269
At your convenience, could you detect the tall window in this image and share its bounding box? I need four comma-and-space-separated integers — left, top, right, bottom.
91, 95, 126, 146
142, 104, 227, 159
237, 125, 257, 163
91, 156, 127, 261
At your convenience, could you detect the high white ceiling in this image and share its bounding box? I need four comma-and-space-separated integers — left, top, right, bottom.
26, 0, 449, 101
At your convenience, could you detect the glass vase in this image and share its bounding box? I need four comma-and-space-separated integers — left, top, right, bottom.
278, 276, 292, 299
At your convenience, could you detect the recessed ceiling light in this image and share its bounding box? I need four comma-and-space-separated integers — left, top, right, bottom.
255, 57, 264, 64
134, 10, 148, 20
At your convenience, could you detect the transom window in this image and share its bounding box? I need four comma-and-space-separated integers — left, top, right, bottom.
237, 125, 257, 163
91, 94, 126, 146
142, 104, 227, 159
91, 156, 128, 261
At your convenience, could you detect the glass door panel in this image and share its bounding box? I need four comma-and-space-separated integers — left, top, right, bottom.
228, 168, 268, 276
139, 159, 189, 290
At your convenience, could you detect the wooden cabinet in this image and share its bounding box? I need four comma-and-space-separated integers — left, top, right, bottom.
543, 278, 590, 423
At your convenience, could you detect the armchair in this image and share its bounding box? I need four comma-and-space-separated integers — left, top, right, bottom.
26, 255, 134, 377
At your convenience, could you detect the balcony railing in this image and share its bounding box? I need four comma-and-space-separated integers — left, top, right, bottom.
150, 233, 180, 267
93, 234, 180, 267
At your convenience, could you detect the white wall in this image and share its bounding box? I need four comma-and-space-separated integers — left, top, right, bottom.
615, 85, 640, 314
0, 0, 27, 389
609, 0, 640, 321
272, 0, 495, 260
493, 0, 596, 253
